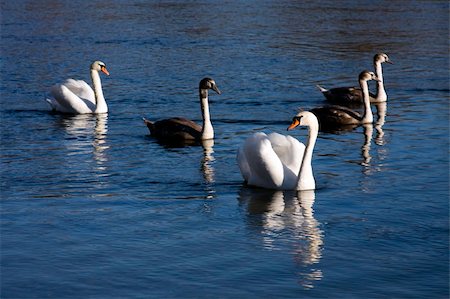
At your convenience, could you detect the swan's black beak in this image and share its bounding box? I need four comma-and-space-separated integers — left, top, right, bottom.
212, 85, 221, 95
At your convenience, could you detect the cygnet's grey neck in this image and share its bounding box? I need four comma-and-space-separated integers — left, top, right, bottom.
199, 88, 213, 139
360, 79, 373, 123
374, 60, 387, 102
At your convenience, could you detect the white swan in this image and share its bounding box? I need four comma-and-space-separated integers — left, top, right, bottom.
237, 111, 319, 191
317, 53, 392, 105
46, 61, 110, 114
143, 77, 221, 143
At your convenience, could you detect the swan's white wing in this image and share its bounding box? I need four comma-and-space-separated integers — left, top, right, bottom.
237, 146, 251, 182
63, 79, 95, 104
240, 132, 285, 189
267, 132, 305, 176
46, 97, 70, 113
49, 79, 95, 113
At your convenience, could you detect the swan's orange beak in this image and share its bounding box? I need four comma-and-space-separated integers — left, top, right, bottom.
287, 118, 300, 131
101, 66, 110, 76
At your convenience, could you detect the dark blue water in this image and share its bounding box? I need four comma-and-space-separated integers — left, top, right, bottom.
1, 1, 449, 298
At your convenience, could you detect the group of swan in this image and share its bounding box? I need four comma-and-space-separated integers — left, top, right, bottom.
316, 53, 392, 105
46, 53, 391, 192
311, 70, 380, 128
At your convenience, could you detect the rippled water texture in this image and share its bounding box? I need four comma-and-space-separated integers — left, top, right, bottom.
1, 1, 449, 298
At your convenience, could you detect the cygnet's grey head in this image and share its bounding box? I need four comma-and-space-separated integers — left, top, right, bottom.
359, 70, 380, 82
199, 77, 221, 95
374, 53, 392, 64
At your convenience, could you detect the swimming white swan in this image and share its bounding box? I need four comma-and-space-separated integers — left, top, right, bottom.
143, 77, 221, 142
311, 70, 379, 129
237, 111, 319, 191
317, 53, 392, 105
46, 61, 110, 114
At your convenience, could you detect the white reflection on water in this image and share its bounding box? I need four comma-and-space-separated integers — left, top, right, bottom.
201, 139, 215, 184
59, 114, 109, 171
56, 114, 111, 198
361, 102, 387, 169
238, 188, 323, 289
201, 139, 215, 199
92, 114, 109, 170
374, 102, 387, 146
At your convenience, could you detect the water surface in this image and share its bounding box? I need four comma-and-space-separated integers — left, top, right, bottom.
1, 1, 449, 298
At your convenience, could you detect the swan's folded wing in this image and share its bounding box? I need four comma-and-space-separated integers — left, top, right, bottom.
237, 147, 251, 182
243, 132, 284, 188
325, 87, 376, 103
50, 83, 94, 113
63, 79, 95, 104
268, 132, 305, 175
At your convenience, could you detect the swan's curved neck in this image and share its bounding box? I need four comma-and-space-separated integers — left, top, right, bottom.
295, 124, 318, 190
360, 79, 373, 124
374, 61, 387, 101
91, 69, 108, 113
199, 88, 213, 139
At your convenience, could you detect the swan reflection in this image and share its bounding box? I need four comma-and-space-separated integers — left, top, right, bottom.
92, 114, 109, 168
361, 102, 387, 169
201, 139, 216, 199
57, 113, 109, 171
156, 138, 216, 200
238, 188, 323, 289
374, 102, 387, 145
361, 124, 373, 166
201, 139, 215, 184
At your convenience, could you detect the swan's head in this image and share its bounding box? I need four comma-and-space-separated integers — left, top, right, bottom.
91, 61, 110, 76
200, 77, 221, 95
287, 111, 319, 131
374, 53, 392, 64
359, 70, 380, 82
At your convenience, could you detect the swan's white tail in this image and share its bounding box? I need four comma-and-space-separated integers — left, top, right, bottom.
316, 85, 328, 93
